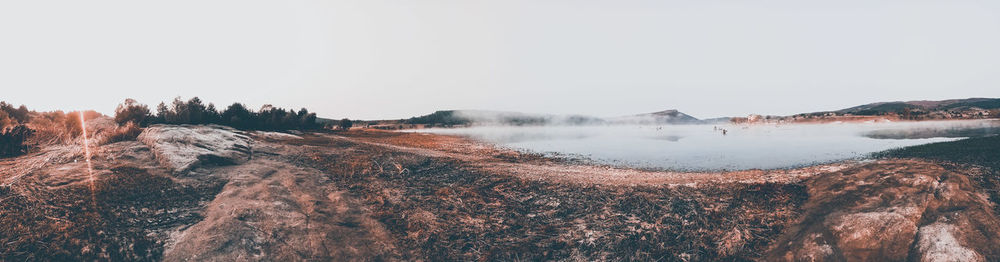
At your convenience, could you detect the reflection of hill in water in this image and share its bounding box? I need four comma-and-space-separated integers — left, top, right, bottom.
421, 122, 979, 171
864, 121, 1000, 139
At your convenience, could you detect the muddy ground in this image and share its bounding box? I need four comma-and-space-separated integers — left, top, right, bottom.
2, 124, 998, 261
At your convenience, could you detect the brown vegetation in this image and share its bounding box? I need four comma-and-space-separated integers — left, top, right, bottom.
98, 122, 142, 145
3, 124, 999, 261
0, 102, 104, 158
0, 139, 225, 261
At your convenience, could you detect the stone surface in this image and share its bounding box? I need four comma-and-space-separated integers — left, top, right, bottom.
766, 160, 1000, 261
138, 125, 252, 173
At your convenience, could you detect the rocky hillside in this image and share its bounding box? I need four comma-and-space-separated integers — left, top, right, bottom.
838, 98, 1000, 114
785, 98, 1000, 121
0, 124, 394, 260
766, 160, 1000, 261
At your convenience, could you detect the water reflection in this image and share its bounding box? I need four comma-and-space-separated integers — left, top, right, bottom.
416, 120, 999, 171
863, 120, 1000, 139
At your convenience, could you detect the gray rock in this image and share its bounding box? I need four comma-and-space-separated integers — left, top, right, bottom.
138, 125, 252, 173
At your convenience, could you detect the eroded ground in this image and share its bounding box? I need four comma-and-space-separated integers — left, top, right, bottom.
2, 125, 998, 261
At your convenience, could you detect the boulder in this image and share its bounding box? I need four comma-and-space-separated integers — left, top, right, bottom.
138, 125, 252, 173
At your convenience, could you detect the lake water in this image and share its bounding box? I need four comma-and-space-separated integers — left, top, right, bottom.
415, 120, 1000, 171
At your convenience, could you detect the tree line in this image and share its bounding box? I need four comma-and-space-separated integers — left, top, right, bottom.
115, 97, 323, 131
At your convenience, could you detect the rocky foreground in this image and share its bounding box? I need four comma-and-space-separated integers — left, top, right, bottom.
2, 124, 999, 261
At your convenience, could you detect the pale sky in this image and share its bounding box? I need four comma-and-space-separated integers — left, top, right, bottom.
2, 0, 999, 120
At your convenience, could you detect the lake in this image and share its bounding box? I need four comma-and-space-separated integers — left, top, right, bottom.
415, 120, 1000, 171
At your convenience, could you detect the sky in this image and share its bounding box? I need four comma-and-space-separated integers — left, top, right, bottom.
2, 0, 999, 120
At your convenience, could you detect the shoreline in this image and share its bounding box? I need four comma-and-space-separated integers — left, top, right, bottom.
333, 129, 861, 186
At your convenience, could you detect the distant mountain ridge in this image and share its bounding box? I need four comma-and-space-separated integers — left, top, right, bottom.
404, 109, 705, 126
405, 110, 606, 126
608, 109, 702, 125
397, 98, 999, 127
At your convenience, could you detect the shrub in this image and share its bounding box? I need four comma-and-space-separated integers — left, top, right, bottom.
0, 110, 13, 130
0, 125, 34, 158
0, 102, 30, 123
35, 110, 99, 143
62, 111, 84, 138
99, 122, 142, 145
114, 98, 153, 126
339, 118, 353, 130
29, 111, 71, 144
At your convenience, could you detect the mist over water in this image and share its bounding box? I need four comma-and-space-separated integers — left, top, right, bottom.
416, 120, 1000, 171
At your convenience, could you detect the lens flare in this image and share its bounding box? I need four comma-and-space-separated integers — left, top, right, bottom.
79, 112, 97, 206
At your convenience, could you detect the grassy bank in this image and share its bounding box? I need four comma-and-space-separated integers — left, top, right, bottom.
873, 135, 1000, 169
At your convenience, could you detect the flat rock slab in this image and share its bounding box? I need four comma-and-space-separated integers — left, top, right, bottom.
138, 125, 252, 173
765, 160, 1000, 261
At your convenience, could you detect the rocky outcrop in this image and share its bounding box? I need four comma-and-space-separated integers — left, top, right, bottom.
138, 125, 252, 173
766, 160, 1000, 261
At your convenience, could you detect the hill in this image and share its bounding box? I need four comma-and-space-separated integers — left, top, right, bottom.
778, 98, 1000, 122
405, 110, 605, 127
609, 109, 702, 125
397, 98, 999, 127
837, 98, 1000, 115
404, 109, 706, 127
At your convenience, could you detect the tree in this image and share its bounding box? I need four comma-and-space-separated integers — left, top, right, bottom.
221, 103, 252, 129
155, 102, 170, 123
114, 98, 152, 126
205, 103, 220, 124
339, 118, 353, 131
132, 97, 323, 131
278, 112, 294, 129
170, 97, 189, 124
301, 112, 317, 130
186, 97, 206, 124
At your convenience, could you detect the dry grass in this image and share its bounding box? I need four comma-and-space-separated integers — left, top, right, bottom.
0, 165, 225, 261
98, 122, 142, 145
22, 111, 104, 145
